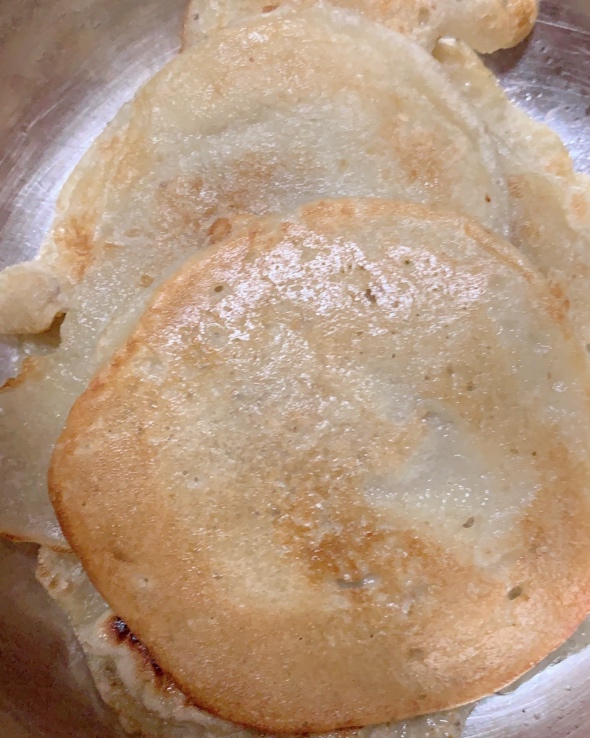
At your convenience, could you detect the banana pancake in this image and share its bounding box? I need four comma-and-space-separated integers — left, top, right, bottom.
50, 199, 590, 732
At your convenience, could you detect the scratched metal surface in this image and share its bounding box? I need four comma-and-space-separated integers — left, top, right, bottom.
0, 0, 589, 736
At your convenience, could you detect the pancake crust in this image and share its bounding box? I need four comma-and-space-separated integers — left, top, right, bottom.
182, 0, 538, 53
0, 6, 508, 549
51, 199, 590, 732
434, 39, 590, 347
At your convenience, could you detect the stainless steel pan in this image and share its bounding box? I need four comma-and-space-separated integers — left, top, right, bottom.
0, 1, 589, 735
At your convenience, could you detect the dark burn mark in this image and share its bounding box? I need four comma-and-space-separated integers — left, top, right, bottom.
109, 616, 163, 678
151, 659, 164, 678
112, 545, 133, 564
364, 287, 377, 304
507, 585, 524, 601
111, 616, 130, 642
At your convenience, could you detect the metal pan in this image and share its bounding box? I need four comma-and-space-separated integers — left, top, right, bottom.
0, 1, 589, 735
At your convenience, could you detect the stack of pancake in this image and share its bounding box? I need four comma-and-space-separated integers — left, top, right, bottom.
2, 2, 590, 737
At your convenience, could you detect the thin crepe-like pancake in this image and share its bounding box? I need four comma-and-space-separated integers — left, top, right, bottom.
434, 39, 590, 346
0, 6, 509, 548
182, 4, 590, 351
182, 0, 538, 53
0, 5, 510, 339
36, 547, 473, 738
50, 199, 590, 732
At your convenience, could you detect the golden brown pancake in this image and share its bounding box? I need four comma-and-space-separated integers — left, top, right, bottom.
182, 0, 538, 53
0, 5, 509, 549
36, 546, 474, 738
51, 199, 590, 733
37, 542, 590, 738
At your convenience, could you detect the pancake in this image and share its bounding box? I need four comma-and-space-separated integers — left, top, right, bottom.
36, 544, 590, 738
50, 199, 590, 732
36, 546, 473, 738
0, 5, 509, 548
182, 0, 538, 53
0, 262, 66, 335
0, 4, 510, 339
434, 39, 590, 347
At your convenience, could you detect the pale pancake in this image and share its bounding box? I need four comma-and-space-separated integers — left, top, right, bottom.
37, 547, 473, 738
434, 39, 590, 346
0, 4, 510, 339
182, 0, 538, 53
0, 6, 509, 548
0, 263, 66, 335
50, 199, 590, 732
